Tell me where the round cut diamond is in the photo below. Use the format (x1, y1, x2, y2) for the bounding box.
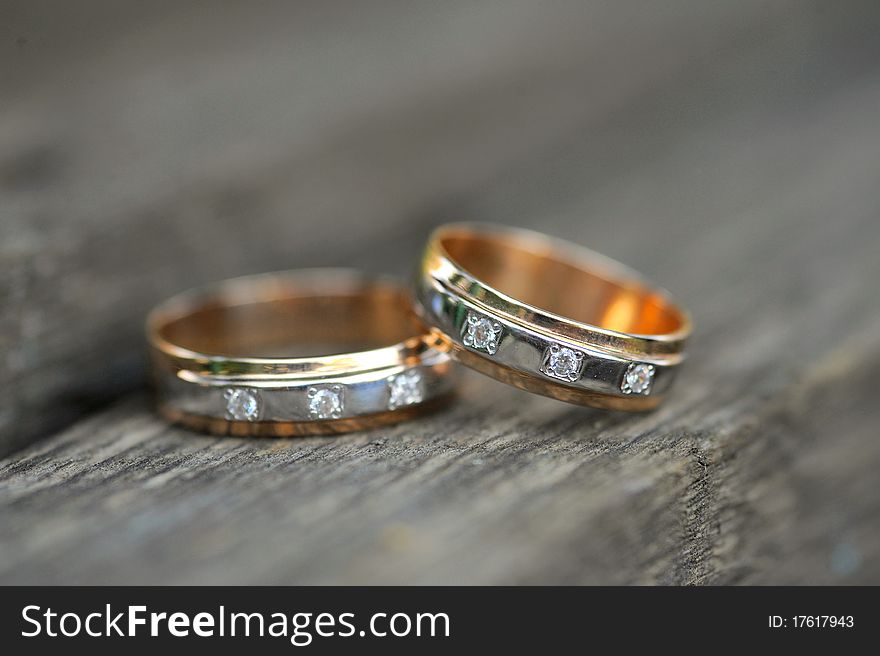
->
(309, 386, 343, 419)
(622, 363, 655, 395)
(470, 318, 496, 349)
(388, 371, 424, 410)
(225, 388, 260, 421)
(548, 347, 581, 378)
(462, 311, 501, 354)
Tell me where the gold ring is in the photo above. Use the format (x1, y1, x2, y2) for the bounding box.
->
(415, 224, 691, 410)
(147, 269, 455, 436)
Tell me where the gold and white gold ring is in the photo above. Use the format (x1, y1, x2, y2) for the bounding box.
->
(147, 269, 455, 436)
(415, 223, 691, 411)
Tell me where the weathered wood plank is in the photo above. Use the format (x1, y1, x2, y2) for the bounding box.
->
(0, 0, 797, 455)
(1, 2, 879, 584)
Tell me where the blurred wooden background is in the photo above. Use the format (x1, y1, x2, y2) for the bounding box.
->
(1, 0, 879, 584)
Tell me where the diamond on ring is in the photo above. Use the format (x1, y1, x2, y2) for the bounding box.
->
(541, 344, 585, 382)
(462, 311, 502, 355)
(224, 387, 261, 421)
(308, 385, 344, 419)
(388, 370, 424, 410)
(620, 363, 655, 395)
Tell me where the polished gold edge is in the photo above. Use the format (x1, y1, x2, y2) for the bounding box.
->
(146, 268, 430, 371)
(422, 223, 692, 359)
(430, 277, 686, 368)
(149, 333, 445, 379)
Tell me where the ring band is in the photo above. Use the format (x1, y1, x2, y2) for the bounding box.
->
(147, 269, 455, 436)
(415, 224, 691, 410)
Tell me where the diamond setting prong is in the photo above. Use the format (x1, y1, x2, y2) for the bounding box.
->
(462, 311, 502, 355)
(621, 363, 655, 395)
(308, 384, 344, 419)
(224, 387, 261, 421)
(541, 344, 585, 382)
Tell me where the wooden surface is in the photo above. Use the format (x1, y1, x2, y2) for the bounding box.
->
(2, 1, 879, 584)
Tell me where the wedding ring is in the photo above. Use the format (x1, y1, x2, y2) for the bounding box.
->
(147, 269, 455, 436)
(415, 224, 691, 410)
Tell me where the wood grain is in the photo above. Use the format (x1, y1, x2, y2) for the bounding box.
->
(1, 1, 879, 584)
(0, 0, 794, 455)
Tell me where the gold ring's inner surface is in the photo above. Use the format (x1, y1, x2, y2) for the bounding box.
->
(159, 282, 422, 357)
(441, 231, 686, 336)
